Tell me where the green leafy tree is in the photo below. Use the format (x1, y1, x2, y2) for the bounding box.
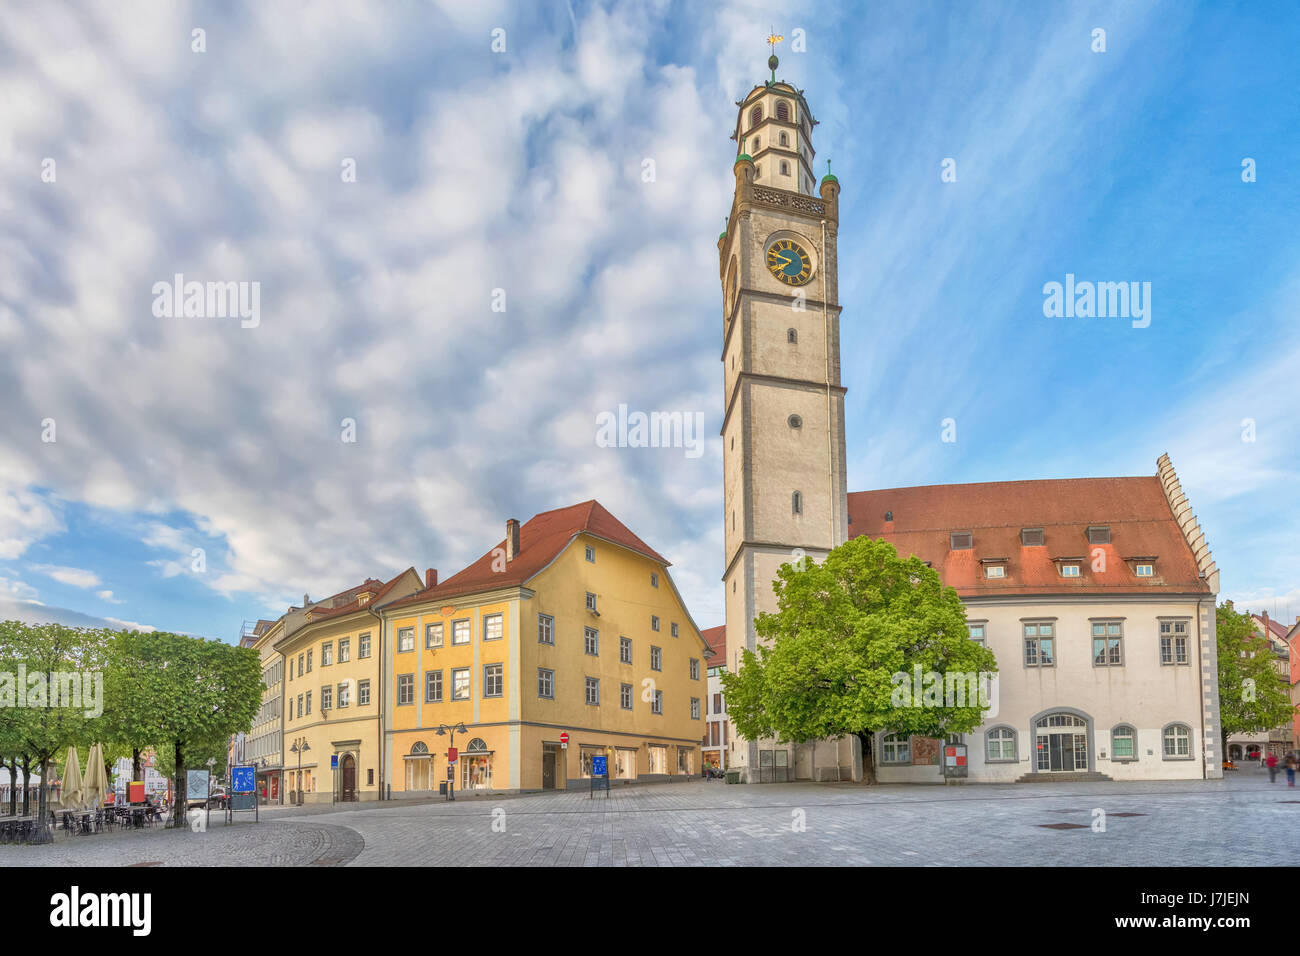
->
(1217, 603, 1294, 762)
(0, 622, 111, 833)
(107, 631, 261, 826)
(722, 537, 997, 782)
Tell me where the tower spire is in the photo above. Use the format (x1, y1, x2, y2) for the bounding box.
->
(766, 30, 782, 83)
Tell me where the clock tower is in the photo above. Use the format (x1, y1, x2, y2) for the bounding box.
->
(719, 52, 855, 782)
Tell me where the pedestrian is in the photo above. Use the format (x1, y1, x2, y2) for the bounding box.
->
(1266, 750, 1279, 783)
(1286, 752, 1297, 789)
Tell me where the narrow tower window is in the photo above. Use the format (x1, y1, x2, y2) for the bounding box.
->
(776, 101, 790, 122)
(787, 328, 798, 344)
(780, 160, 790, 175)
(792, 491, 802, 515)
(779, 131, 789, 146)
(749, 105, 762, 128)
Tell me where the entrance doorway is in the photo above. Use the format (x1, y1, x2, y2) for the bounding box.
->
(542, 744, 558, 789)
(1034, 713, 1088, 772)
(340, 754, 356, 801)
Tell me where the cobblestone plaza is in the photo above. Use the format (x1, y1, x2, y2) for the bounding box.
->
(3, 768, 1292, 867)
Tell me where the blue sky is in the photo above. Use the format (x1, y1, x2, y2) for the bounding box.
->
(1, 0, 1297, 639)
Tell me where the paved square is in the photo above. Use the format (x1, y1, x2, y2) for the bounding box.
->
(2, 767, 1291, 866)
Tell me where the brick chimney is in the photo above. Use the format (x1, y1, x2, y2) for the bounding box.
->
(506, 518, 520, 562)
(425, 568, 438, 589)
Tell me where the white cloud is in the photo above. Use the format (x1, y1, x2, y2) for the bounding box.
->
(29, 563, 101, 589)
(0, 1, 745, 629)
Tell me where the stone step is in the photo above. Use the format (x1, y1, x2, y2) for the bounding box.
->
(1015, 771, 1114, 783)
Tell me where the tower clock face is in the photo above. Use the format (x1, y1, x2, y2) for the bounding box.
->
(765, 238, 813, 286)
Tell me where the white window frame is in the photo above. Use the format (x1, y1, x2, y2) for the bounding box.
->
(452, 619, 471, 645)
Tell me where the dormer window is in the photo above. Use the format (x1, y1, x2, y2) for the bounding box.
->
(1087, 526, 1111, 545)
(981, 558, 1009, 579)
(1060, 564, 1081, 578)
(1125, 556, 1157, 577)
(358, 593, 370, 605)
(1020, 528, 1044, 547)
(950, 532, 973, 550)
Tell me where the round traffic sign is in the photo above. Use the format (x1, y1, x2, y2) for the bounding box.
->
(560, 732, 569, 744)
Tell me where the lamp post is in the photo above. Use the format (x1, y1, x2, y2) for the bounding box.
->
(289, 738, 310, 805)
(435, 723, 469, 801)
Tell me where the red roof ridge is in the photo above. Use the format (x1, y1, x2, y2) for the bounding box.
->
(383, 501, 666, 611)
(851, 474, 1153, 498)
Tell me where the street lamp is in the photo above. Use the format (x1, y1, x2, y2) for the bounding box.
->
(435, 723, 469, 801)
(290, 738, 310, 805)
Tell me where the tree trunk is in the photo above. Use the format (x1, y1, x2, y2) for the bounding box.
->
(20, 754, 32, 815)
(172, 740, 184, 829)
(10, 756, 21, 816)
(132, 747, 140, 782)
(858, 732, 877, 785)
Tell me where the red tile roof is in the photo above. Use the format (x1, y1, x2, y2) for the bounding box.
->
(848, 475, 1210, 598)
(701, 625, 726, 662)
(385, 500, 668, 609)
(1251, 614, 1293, 644)
(299, 570, 415, 624)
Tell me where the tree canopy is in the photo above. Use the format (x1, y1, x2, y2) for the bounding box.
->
(721, 536, 997, 753)
(1217, 603, 1294, 755)
(1, 621, 261, 826)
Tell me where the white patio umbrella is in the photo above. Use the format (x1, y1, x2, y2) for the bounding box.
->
(83, 743, 108, 808)
(61, 745, 83, 810)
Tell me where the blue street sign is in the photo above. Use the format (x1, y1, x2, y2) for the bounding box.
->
(231, 766, 256, 794)
(592, 755, 608, 776)
(331, 754, 339, 770)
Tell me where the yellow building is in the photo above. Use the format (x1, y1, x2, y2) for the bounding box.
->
(277, 569, 423, 803)
(381, 501, 711, 794)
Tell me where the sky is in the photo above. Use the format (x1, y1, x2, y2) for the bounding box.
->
(1, 0, 1297, 639)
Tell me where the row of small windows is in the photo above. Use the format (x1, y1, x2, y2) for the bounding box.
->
(748, 131, 793, 152)
(287, 680, 371, 719)
(576, 676, 701, 718)
(398, 666, 502, 704)
(951, 526, 1124, 550)
(541, 612, 682, 644)
(748, 100, 793, 128)
(968, 619, 1191, 667)
(288, 635, 370, 682)
(881, 723, 1195, 764)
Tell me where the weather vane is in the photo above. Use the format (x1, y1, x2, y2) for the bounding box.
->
(767, 29, 782, 82)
